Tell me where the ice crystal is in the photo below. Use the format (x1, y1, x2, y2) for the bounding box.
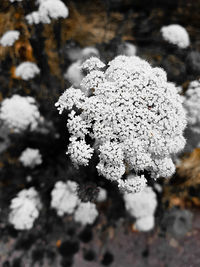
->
(56, 56, 186, 193)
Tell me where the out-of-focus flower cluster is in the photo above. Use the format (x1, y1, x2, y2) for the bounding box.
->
(161, 24, 190, 49)
(124, 186, 157, 231)
(56, 56, 187, 193)
(15, 62, 40, 80)
(19, 148, 42, 168)
(0, 94, 41, 133)
(26, 0, 69, 25)
(0, 30, 20, 47)
(51, 180, 99, 226)
(9, 188, 42, 230)
(183, 80, 200, 134)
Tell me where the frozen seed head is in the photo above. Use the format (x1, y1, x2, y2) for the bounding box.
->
(0, 30, 20, 47)
(56, 55, 186, 193)
(161, 24, 190, 49)
(19, 148, 42, 168)
(9, 188, 41, 230)
(74, 202, 98, 226)
(51, 180, 79, 216)
(0, 94, 41, 133)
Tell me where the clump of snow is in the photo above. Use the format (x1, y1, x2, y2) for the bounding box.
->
(9, 188, 41, 230)
(96, 187, 107, 202)
(124, 186, 157, 231)
(74, 202, 98, 226)
(56, 55, 186, 193)
(19, 148, 42, 168)
(51, 181, 79, 216)
(161, 24, 190, 49)
(0, 30, 20, 47)
(0, 94, 41, 133)
(15, 62, 40, 80)
(26, 0, 69, 25)
(183, 80, 200, 134)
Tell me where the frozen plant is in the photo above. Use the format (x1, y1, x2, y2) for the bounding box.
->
(15, 62, 40, 80)
(96, 187, 107, 202)
(124, 186, 157, 231)
(9, 188, 41, 230)
(26, 0, 69, 24)
(74, 202, 98, 226)
(0, 30, 20, 47)
(51, 180, 79, 216)
(183, 80, 200, 134)
(161, 24, 190, 49)
(0, 94, 41, 133)
(19, 148, 42, 168)
(56, 56, 186, 193)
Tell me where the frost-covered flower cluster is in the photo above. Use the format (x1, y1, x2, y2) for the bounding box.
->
(0, 30, 20, 47)
(19, 148, 42, 168)
(124, 186, 157, 231)
(56, 56, 186, 193)
(51, 181, 79, 216)
(0, 94, 41, 133)
(15, 62, 40, 80)
(9, 188, 41, 230)
(51, 180, 98, 225)
(161, 24, 190, 49)
(26, 0, 69, 25)
(183, 80, 200, 134)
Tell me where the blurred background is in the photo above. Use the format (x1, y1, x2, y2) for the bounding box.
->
(0, 0, 200, 266)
